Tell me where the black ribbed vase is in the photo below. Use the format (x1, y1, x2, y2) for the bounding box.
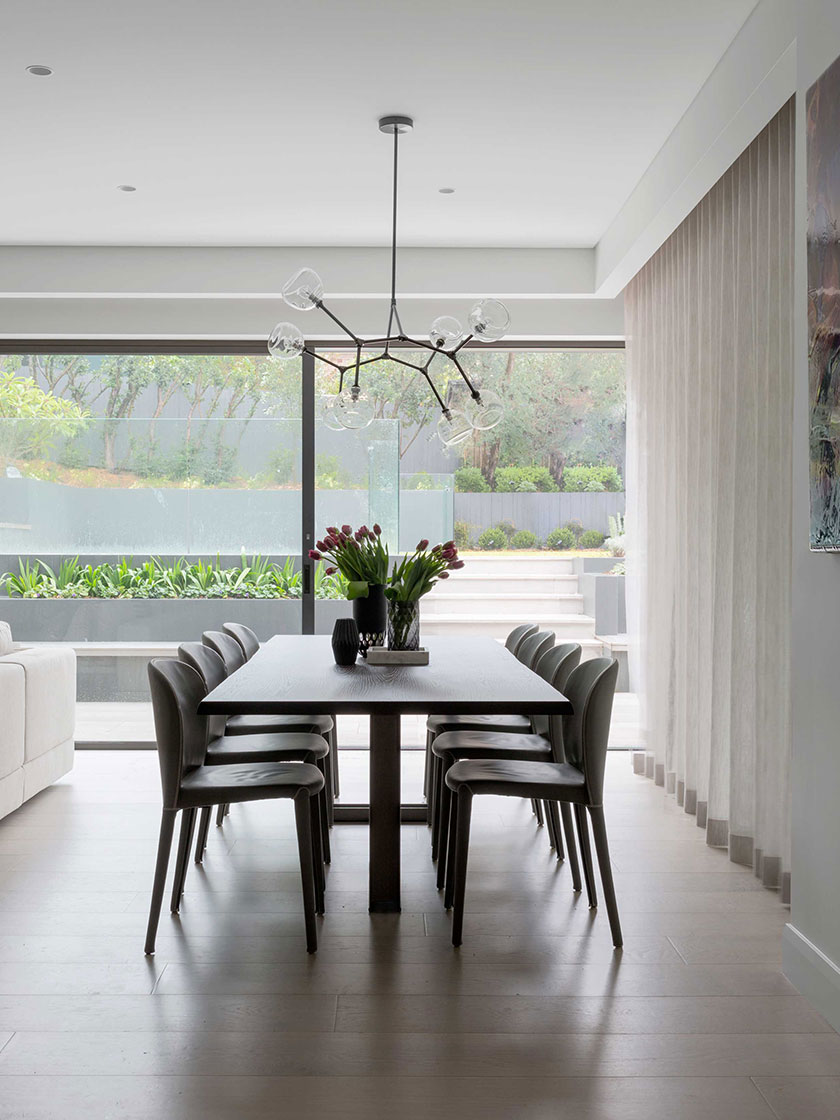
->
(352, 583, 386, 657)
(331, 618, 359, 666)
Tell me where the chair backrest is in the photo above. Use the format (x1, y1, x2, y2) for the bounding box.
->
(148, 658, 209, 809)
(178, 641, 227, 740)
(516, 629, 555, 669)
(561, 657, 618, 805)
(223, 622, 260, 661)
(505, 623, 537, 656)
(531, 643, 582, 741)
(202, 630, 246, 675)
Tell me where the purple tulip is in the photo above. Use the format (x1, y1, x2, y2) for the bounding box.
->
(359, 525, 370, 537)
(338, 532, 347, 544)
(441, 547, 456, 560)
(448, 559, 465, 570)
(308, 549, 322, 561)
(373, 524, 382, 535)
(442, 540, 455, 551)
(316, 540, 326, 552)
(341, 524, 353, 535)
(438, 571, 450, 579)
(326, 566, 337, 575)
(417, 539, 429, 551)
(326, 526, 339, 536)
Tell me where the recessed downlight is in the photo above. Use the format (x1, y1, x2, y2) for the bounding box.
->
(438, 187, 455, 195)
(26, 65, 53, 76)
(116, 184, 137, 192)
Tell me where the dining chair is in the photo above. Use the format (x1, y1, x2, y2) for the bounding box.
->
(219, 623, 342, 803)
(443, 657, 621, 948)
(427, 628, 556, 853)
(179, 641, 333, 864)
(431, 642, 582, 890)
(223, 621, 261, 660)
(422, 622, 538, 803)
(145, 658, 325, 954)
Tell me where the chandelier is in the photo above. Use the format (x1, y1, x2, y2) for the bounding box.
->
(267, 115, 509, 446)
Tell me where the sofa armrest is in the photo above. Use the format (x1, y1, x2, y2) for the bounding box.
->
(0, 646, 76, 762)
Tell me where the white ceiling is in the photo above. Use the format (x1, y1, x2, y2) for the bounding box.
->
(2, 0, 757, 249)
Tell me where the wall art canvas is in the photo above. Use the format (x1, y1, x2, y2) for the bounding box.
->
(808, 52, 840, 549)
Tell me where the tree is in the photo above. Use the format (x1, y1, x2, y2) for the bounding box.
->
(0, 370, 88, 462)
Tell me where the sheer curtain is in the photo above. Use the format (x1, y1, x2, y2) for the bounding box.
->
(624, 100, 794, 900)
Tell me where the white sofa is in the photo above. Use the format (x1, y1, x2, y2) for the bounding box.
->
(0, 645, 76, 821)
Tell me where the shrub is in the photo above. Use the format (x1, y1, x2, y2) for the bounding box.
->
(477, 526, 508, 550)
(562, 464, 623, 492)
(578, 529, 605, 549)
(546, 526, 576, 550)
(494, 520, 516, 538)
(510, 529, 539, 550)
(494, 464, 559, 492)
(453, 520, 475, 549)
(454, 465, 490, 492)
(563, 519, 584, 539)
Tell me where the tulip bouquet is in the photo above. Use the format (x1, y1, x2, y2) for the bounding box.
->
(385, 539, 464, 603)
(308, 523, 389, 600)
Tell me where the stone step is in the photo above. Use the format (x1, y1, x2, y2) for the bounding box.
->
(420, 613, 597, 639)
(423, 592, 584, 617)
(433, 573, 579, 595)
(460, 555, 574, 575)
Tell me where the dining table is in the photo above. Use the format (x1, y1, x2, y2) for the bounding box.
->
(198, 634, 573, 912)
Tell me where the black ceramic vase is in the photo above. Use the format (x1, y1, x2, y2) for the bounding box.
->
(331, 618, 359, 666)
(352, 583, 386, 657)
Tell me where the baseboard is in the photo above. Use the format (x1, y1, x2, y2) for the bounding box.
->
(783, 922, 840, 1033)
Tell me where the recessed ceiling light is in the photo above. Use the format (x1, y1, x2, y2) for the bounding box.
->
(116, 184, 137, 192)
(438, 187, 455, 194)
(25, 65, 53, 76)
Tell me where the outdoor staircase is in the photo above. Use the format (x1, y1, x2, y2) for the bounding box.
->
(421, 555, 601, 656)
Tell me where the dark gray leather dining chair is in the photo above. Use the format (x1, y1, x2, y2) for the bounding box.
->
(221, 622, 342, 805)
(443, 657, 621, 948)
(179, 641, 332, 865)
(431, 642, 582, 890)
(145, 658, 325, 955)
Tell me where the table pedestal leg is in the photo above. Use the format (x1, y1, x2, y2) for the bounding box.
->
(369, 713, 401, 912)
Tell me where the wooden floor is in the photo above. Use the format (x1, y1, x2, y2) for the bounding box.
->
(0, 750, 835, 1119)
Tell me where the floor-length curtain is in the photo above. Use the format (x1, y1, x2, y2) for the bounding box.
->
(625, 100, 794, 900)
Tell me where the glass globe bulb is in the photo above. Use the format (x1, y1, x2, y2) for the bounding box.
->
(267, 321, 305, 360)
(317, 393, 345, 432)
(334, 387, 374, 430)
(281, 267, 324, 311)
(437, 408, 473, 447)
(429, 315, 464, 350)
(468, 298, 510, 343)
(468, 388, 505, 430)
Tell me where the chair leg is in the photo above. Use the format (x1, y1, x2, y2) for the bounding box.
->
(328, 719, 340, 799)
(588, 805, 623, 947)
(558, 802, 582, 891)
(430, 754, 442, 858)
(323, 737, 335, 828)
(216, 804, 227, 827)
(194, 806, 212, 863)
(315, 759, 331, 863)
(423, 729, 434, 801)
(443, 788, 459, 910)
(546, 801, 565, 860)
(574, 803, 597, 909)
(532, 798, 544, 826)
(294, 793, 319, 953)
(545, 801, 557, 848)
(435, 759, 454, 889)
(309, 796, 326, 915)
(170, 807, 197, 913)
(451, 788, 474, 947)
(144, 809, 177, 955)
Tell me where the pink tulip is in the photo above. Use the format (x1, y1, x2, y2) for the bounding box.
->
(308, 549, 322, 561)
(373, 524, 382, 535)
(341, 524, 353, 535)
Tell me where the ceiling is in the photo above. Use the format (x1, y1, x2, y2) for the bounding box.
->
(2, 0, 758, 249)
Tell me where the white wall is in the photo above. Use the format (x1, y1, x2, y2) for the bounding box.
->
(782, 0, 840, 1035)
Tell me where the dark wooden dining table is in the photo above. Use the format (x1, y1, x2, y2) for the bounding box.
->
(198, 634, 572, 912)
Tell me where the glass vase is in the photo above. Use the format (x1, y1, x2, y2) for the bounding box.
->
(387, 600, 421, 651)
